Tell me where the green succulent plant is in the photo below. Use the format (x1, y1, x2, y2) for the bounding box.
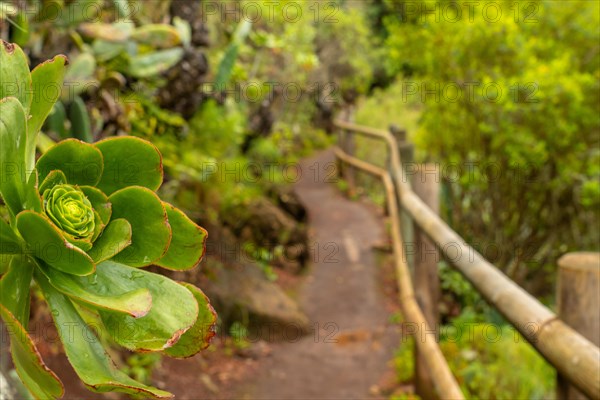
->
(0, 40, 216, 399)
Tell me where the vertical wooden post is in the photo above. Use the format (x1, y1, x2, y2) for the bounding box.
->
(389, 125, 415, 273)
(556, 252, 600, 400)
(389, 125, 440, 398)
(413, 164, 441, 400)
(339, 109, 356, 194)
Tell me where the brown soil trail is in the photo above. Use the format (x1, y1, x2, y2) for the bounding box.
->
(30, 150, 401, 400)
(236, 149, 400, 399)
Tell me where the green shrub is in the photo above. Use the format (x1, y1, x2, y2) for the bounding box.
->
(440, 315, 555, 399)
(383, 0, 600, 286)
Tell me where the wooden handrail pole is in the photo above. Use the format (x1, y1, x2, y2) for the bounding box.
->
(333, 119, 600, 398)
(400, 188, 600, 399)
(334, 147, 465, 399)
(556, 252, 600, 400)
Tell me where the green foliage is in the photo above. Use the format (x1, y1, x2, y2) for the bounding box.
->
(440, 315, 555, 399)
(189, 99, 248, 160)
(67, 96, 93, 142)
(392, 311, 554, 399)
(0, 42, 216, 399)
(229, 321, 251, 350)
(394, 336, 415, 384)
(383, 0, 600, 283)
(126, 93, 187, 139)
(439, 262, 490, 315)
(314, 7, 380, 97)
(215, 20, 253, 90)
(243, 242, 279, 281)
(122, 353, 162, 385)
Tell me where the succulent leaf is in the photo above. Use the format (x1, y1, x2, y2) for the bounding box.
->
(109, 186, 171, 267)
(44, 101, 69, 139)
(0, 303, 64, 400)
(16, 210, 95, 276)
(87, 218, 132, 263)
(95, 136, 163, 195)
(128, 48, 185, 79)
(36, 272, 173, 399)
(156, 202, 207, 270)
(68, 96, 93, 143)
(95, 260, 198, 352)
(36, 139, 104, 186)
(0, 41, 32, 115)
(0, 97, 29, 217)
(163, 283, 217, 358)
(79, 186, 112, 226)
(130, 24, 183, 48)
(0, 217, 23, 255)
(39, 170, 68, 194)
(38, 262, 151, 318)
(28, 55, 68, 171)
(0, 256, 34, 326)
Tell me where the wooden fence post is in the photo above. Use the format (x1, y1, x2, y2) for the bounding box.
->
(389, 125, 415, 273)
(338, 109, 356, 194)
(389, 125, 441, 398)
(413, 164, 442, 400)
(556, 252, 600, 400)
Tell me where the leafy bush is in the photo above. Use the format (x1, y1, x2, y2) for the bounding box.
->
(383, 0, 600, 287)
(440, 314, 555, 399)
(0, 42, 216, 399)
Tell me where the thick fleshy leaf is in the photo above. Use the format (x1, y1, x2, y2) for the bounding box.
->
(78, 22, 132, 42)
(79, 186, 111, 225)
(130, 24, 182, 48)
(87, 218, 132, 263)
(128, 48, 184, 78)
(0, 255, 33, 326)
(38, 262, 151, 318)
(0, 41, 32, 114)
(96, 260, 197, 352)
(92, 40, 126, 62)
(58, 0, 103, 27)
(35, 272, 173, 399)
(0, 255, 10, 276)
(90, 210, 104, 243)
(163, 283, 216, 358)
(16, 211, 95, 276)
(95, 137, 163, 195)
(0, 217, 23, 254)
(36, 139, 104, 186)
(109, 187, 171, 267)
(62, 53, 97, 99)
(71, 239, 92, 253)
(0, 97, 28, 217)
(156, 203, 207, 270)
(38, 170, 68, 194)
(25, 168, 43, 213)
(28, 55, 68, 173)
(0, 304, 64, 400)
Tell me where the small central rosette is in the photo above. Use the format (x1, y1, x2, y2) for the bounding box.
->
(43, 184, 95, 240)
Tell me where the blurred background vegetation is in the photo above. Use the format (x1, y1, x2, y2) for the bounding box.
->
(1, 0, 598, 398)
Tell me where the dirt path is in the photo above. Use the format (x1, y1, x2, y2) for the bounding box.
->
(31, 149, 401, 400)
(236, 150, 400, 399)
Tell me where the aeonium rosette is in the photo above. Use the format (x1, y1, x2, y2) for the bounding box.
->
(44, 184, 95, 243)
(0, 41, 216, 399)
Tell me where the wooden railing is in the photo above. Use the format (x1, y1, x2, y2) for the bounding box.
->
(333, 120, 600, 400)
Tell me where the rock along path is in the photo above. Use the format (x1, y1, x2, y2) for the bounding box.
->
(237, 149, 400, 399)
